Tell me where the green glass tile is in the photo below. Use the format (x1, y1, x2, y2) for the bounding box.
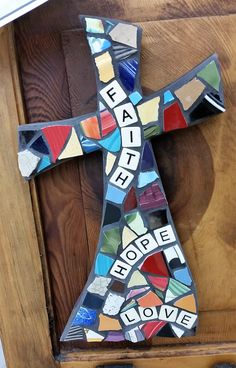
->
(100, 227, 121, 254)
(197, 60, 220, 91)
(125, 211, 147, 235)
(144, 125, 161, 139)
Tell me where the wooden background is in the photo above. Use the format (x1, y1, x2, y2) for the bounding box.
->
(14, 0, 236, 359)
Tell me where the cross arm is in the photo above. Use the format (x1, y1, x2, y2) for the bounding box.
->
(137, 54, 225, 139)
(18, 112, 102, 180)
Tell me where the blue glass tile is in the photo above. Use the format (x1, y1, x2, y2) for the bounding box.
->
(119, 59, 138, 91)
(31, 136, 49, 154)
(141, 142, 154, 170)
(37, 156, 51, 173)
(174, 267, 192, 286)
(81, 136, 99, 153)
(95, 253, 114, 276)
(129, 91, 142, 105)
(105, 184, 126, 204)
(72, 307, 97, 327)
(87, 37, 111, 54)
(98, 128, 121, 152)
(137, 170, 159, 188)
(164, 90, 174, 104)
(105, 20, 114, 34)
(83, 292, 104, 309)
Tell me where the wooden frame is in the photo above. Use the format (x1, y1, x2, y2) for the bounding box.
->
(0, 23, 236, 368)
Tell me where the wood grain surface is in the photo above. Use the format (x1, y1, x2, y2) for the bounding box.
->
(0, 27, 56, 368)
(13, 0, 236, 363)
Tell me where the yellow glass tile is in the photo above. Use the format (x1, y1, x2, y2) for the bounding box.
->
(95, 51, 114, 83)
(137, 96, 160, 125)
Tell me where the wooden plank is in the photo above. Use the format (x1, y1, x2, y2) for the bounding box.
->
(60, 12, 236, 351)
(59, 342, 236, 367)
(0, 26, 56, 368)
(15, 0, 236, 359)
(60, 354, 236, 368)
(15, 28, 91, 339)
(14, 0, 236, 35)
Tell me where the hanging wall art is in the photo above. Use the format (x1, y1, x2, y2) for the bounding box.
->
(17, 16, 225, 343)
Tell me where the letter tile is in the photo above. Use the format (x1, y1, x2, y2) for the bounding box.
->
(100, 80, 127, 108)
(135, 233, 158, 254)
(121, 127, 141, 147)
(120, 244, 143, 265)
(120, 307, 141, 326)
(110, 166, 134, 189)
(159, 305, 178, 322)
(114, 102, 138, 127)
(139, 306, 158, 321)
(118, 148, 140, 171)
(176, 311, 197, 329)
(154, 224, 176, 246)
(110, 259, 132, 279)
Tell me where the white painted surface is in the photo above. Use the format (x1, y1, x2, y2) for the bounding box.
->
(0, 341, 6, 368)
(0, 0, 48, 27)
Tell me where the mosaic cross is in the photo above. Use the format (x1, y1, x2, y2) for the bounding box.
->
(17, 16, 225, 343)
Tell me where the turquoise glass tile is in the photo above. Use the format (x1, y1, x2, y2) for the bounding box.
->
(137, 170, 159, 188)
(164, 90, 174, 104)
(174, 267, 192, 286)
(95, 253, 114, 276)
(98, 128, 121, 152)
(105, 184, 126, 204)
(129, 91, 142, 105)
(37, 156, 51, 172)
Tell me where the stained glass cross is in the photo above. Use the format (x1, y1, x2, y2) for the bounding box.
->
(17, 16, 225, 343)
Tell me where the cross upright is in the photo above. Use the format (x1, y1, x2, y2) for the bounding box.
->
(18, 15, 225, 343)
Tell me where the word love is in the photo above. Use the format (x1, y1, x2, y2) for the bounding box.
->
(120, 304, 197, 330)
